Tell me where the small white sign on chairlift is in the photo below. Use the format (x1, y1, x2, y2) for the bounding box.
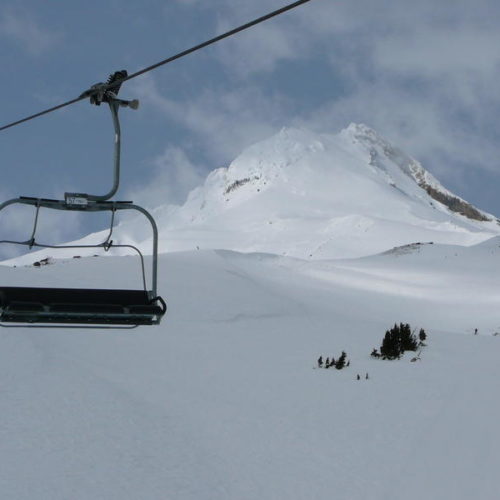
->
(65, 195, 89, 207)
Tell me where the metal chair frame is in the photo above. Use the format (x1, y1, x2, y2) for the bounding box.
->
(0, 79, 166, 328)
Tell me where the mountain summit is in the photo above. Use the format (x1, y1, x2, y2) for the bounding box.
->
(346, 124, 491, 222)
(150, 123, 498, 259)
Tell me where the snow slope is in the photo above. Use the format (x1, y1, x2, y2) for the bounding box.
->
(1, 237, 500, 499)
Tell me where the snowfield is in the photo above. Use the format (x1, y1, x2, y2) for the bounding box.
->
(1, 124, 500, 499)
(1, 241, 500, 500)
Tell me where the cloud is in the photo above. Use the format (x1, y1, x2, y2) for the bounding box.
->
(301, 84, 499, 187)
(293, 0, 500, 185)
(374, 30, 499, 77)
(127, 145, 206, 210)
(174, 0, 316, 77)
(0, 7, 60, 56)
(213, 22, 299, 77)
(131, 75, 288, 163)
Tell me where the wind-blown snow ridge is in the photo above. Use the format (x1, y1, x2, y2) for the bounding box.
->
(4, 124, 499, 266)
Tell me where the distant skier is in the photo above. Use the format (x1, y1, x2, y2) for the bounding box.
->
(317, 356, 323, 368)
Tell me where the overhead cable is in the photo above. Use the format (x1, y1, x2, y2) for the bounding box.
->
(0, 0, 313, 133)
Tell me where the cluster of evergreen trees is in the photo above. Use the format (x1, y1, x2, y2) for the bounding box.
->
(317, 351, 349, 369)
(315, 323, 429, 374)
(371, 323, 427, 360)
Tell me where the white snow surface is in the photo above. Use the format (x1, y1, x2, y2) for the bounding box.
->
(2, 238, 500, 499)
(2, 124, 500, 498)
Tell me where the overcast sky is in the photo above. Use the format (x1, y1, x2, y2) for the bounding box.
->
(1, 0, 500, 254)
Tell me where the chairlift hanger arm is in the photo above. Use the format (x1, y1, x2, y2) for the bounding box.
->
(66, 75, 139, 204)
(84, 99, 122, 202)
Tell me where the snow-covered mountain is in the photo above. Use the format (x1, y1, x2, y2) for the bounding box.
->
(5, 123, 499, 266)
(117, 123, 500, 259)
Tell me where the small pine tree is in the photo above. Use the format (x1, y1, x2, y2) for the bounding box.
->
(380, 325, 400, 359)
(335, 351, 347, 370)
(419, 328, 427, 342)
(401, 323, 418, 352)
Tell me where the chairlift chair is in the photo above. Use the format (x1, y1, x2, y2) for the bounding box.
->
(0, 71, 166, 328)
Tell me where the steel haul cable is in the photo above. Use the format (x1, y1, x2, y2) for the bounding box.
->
(0, 0, 314, 133)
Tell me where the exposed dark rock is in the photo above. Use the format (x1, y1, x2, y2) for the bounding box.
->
(421, 183, 490, 222)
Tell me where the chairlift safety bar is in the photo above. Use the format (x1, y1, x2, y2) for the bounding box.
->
(0, 196, 160, 298)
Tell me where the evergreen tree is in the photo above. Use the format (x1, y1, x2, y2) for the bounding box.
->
(380, 326, 399, 359)
(400, 323, 418, 352)
(335, 351, 347, 370)
(379, 323, 418, 359)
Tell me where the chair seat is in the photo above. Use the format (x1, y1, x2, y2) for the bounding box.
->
(0, 286, 166, 326)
